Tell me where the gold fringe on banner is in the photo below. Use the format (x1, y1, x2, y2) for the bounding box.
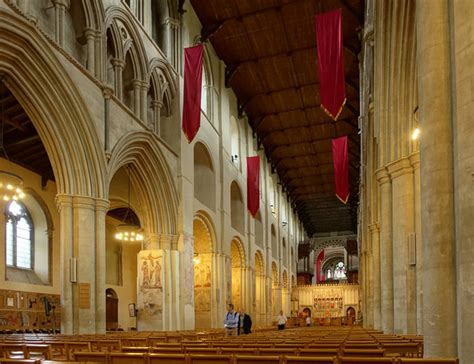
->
(321, 98, 346, 121)
(336, 192, 349, 204)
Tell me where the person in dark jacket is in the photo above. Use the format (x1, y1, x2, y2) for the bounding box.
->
(238, 309, 252, 335)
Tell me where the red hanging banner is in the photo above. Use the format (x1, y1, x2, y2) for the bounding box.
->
(332, 135, 349, 204)
(182, 44, 204, 143)
(247, 156, 260, 217)
(315, 8, 346, 120)
(316, 249, 325, 283)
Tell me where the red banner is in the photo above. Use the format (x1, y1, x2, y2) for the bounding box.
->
(182, 44, 204, 143)
(316, 249, 325, 283)
(247, 156, 260, 217)
(315, 9, 346, 120)
(332, 135, 349, 204)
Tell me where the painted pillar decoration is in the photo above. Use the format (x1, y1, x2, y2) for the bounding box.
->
(332, 135, 350, 203)
(137, 250, 163, 330)
(182, 44, 204, 143)
(315, 8, 346, 120)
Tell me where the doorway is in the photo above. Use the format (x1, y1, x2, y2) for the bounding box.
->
(106, 289, 118, 331)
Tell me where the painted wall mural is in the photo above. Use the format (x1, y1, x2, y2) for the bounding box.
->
(137, 250, 163, 315)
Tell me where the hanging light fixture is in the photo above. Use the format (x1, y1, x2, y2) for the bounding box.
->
(0, 76, 24, 202)
(114, 166, 143, 242)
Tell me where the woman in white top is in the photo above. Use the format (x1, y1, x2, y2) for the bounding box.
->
(277, 310, 287, 330)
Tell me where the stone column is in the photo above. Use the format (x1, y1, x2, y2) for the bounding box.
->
(83, 28, 96, 75)
(365, 241, 374, 328)
(243, 267, 253, 318)
(452, 2, 474, 362)
(417, 0, 457, 357)
(111, 59, 124, 100)
(132, 80, 141, 118)
(178, 232, 195, 330)
(102, 87, 113, 157)
(140, 82, 148, 124)
(56, 194, 73, 334)
(94, 199, 109, 333)
(387, 158, 414, 334)
(151, 100, 162, 135)
(52, 0, 69, 47)
(376, 168, 394, 333)
(273, 285, 283, 316)
(73, 196, 99, 333)
(409, 152, 422, 334)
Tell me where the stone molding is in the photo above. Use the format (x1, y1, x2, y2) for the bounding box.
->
(386, 157, 413, 179)
(375, 167, 390, 184)
(368, 222, 380, 232)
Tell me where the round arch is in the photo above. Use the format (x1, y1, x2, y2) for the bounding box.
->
(254, 249, 266, 325)
(230, 237, 246, 310)
(107, 131, 179, 236)
(193, 210, 217, 329)
(0, 9, 107, 198)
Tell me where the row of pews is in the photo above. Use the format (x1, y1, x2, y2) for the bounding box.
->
(0, 327, 458, 364)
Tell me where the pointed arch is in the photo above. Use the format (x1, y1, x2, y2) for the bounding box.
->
(107, 131, 178, 235)
(0, 9, 107, 197)
(104, 6, 148, 80)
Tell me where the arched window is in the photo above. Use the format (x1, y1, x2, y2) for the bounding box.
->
(6, 201, 33, 269)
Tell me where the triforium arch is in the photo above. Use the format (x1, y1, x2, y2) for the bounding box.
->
(107, 131, 179, 239)
(147, 57, 178, 133)
(0, 8, 107, 198)
(193, 210, 217, 329)
(103, 5, 148, 108)
(67, 0, 105, 74)
(230, 237, 246, 310)
(254, 249, 266, 326)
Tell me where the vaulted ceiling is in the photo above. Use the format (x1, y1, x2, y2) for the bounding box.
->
(190, 0, 363, 236)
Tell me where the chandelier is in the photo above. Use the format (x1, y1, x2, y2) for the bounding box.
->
(0, 77, 24, 202)
(0, 171, 25, 201)
(114, 166, 143, 242)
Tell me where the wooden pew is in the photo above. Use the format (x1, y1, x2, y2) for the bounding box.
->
(399, 359, 459, 364)
(342, 349, 386, 357)
(73, 351, 108, 363)
(339, 357, 397, 364)
(148, 353, 187, 364)
(109, 352, 147, 364)
(234, 355, 282, 364)
(284, 356, 336, 364)
(189, 354, 233, 364)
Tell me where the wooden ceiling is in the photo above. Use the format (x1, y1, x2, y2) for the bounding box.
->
(0, 81, 54, 186)
(190, 0, 363, 236)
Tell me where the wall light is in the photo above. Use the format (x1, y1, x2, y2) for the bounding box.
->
(411, 127, 420, 141)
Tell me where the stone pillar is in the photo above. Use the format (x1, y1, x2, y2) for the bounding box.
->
(452, 2, 474, 362)
(52, 0, 69, 47)
(94, 199, 109, 333)
(111, 59, 124, 100)
(273, 285, 282, 316)
(140, 82, 148, 124)
(73, 196, 98, 333)
(151, 100, 162, 134)
(102, 87, 113, 157)
(416, 0, 457, 358)
(164, 17, 180, 69)
(243, 267, 253, 318)
(365, 241, 374, 328)
(84, 28, 96, 75)
(132, 80, 141, 118)
(387, 158, 414, 334)
(178, 232, 194, 330)
(56, 194, 73, 334)
(409, 152, 422, 335)
(376, 168, 394, 333)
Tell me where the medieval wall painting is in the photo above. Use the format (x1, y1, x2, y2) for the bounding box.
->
(137, 250, 163, 316)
